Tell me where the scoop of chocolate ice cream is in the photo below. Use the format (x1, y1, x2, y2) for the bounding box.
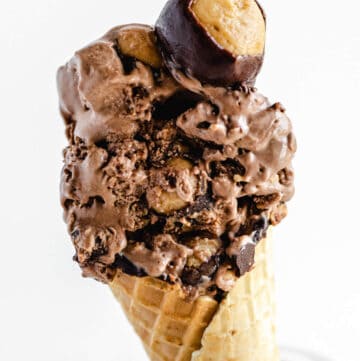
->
(58, 23, 296, 297)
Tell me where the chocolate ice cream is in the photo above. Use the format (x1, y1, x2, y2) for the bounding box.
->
(58, 22, 295, 299)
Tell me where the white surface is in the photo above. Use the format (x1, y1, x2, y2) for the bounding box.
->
(0, 1, 359, 360)
(280, 347, 334, 361)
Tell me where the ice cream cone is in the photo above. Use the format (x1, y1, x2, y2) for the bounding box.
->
(109, 231, 278, 361)
(58, 2, 295, 360)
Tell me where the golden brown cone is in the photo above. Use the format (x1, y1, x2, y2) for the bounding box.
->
(109, 232, 278, 361)
(191, 232, 279, 361)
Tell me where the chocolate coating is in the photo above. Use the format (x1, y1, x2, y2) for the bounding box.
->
(155, 0, 265, 87)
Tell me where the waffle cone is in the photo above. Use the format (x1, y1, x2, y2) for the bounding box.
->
(109, 232, 278, 361)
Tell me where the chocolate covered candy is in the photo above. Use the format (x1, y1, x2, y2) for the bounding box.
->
(156, 0, 266, 86)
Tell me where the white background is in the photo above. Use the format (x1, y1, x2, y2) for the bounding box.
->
(0, 0, 359, 360)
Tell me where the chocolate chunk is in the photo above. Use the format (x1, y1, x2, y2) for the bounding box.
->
(210, 159, 246, 178)
(199, 256, 220, 277)
(181, 267, 202, 286)
(190, 194, 212, 212)
(152, 90, 203, 120)
(234, 243, 255, 276)
(113, 255, 146, 277)
(214, 289, 226, 303)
